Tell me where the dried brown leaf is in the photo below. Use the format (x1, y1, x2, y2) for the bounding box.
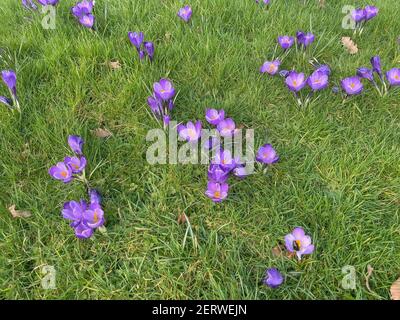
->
(365, 265, 374, 292)
(8, 205, 31, 218)
(93, 128, 112, 138)
(341, 36, 358, 54)
(390, 277, 400, 300)
(109, 61, 121, 70)
(177, 213, 187, 225)
(272, 243, 296, 258)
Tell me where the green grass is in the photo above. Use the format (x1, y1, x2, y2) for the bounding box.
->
(0, 0, 400, 299)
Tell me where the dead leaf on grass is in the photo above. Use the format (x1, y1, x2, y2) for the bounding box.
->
(93, 128, 113, 138)
(8, 205, 31, 218)
(341, 37, 359, 54)
(390, 276, 400, 300)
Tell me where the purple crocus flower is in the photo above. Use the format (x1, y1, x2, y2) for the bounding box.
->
(128, 32, 144, 50)
(263, 268, 284, 288)
(49, 161, 73, 183)
(89, 189, 102, 204)
(208, 164, 229, 183)
(370, 56, 382, 76)
(153, 78, 175, 101)
(278, 36, 294, 50)
(256, 144, 279, 164)
(203, 136, 220, 151)
(285, 71, 306, 92)
(217, 118, 236, 137)
(1, 70, 17, 97)
(341, 76, 363, 95)
(357, 67, 374, 82)
(64, 156, 87, 174)
(297, 31, 315, 47)
(62, 200, 85, 223)
(260, 60, 281, 75)
(205, 108, 225, 126)
(71, 0, 93, 17)
(147, 95, 161, 115)
(315, 64, 331, 76)
(232, 165, 249, 179)
(83, 203, 104, 229)
(38, 0, 59, 5)
(178, 6, 192, 23)
(212, 149, 236, 171)
(351, 8, 366, 22)
(144, 42, 155, 61)
(74, 222, 94, 239)
(284, 227, 314, 260)
(68, 135, 84, 155)
(386, 68, 400, 86)
(279, 70, 290, 78)
(307, 70, 329, 91)
(177, 120, 202, 142)
(364, 5, 378, 21)
(205, 181, 229, 202)
(79, 14, 95, 28)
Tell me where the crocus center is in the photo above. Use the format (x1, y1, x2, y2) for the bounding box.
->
(72, 164, 79, 170)
(268, 65, 277, 73)
(263, 152, 270, 159)
(294, 240, 302, 251)
(350, 83, 355, 89)
(293, 80, 298, 86)
(214, 191, 221, 199)
(61, 171, 68, 178)
(395, 75, 399, 80)
(93, 210, 99, 223)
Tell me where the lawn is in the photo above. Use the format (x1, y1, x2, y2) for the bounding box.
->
(0, 0, 399, 300)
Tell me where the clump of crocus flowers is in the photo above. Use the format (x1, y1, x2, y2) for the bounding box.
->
(71, 0, 95, 29)
(0, 70, 20, 112)
(177, 6, 192, 23)
(351, 5, 378, 35)
(128, 32, 155, 62)
(263, 227, 314, 289)
(48, 135, 105, 239)
(147, 78, 176, 129)
(340, 55, 399, 97)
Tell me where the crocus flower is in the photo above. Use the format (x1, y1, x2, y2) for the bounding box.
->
(260, 60, 281, 75)
(203, 136, 220, 151)
(38, 0, 59, 5)
(83, 203, 104, 229)
(297, 31, 314, 47)
(364, 5, 378, 20)
(370, 56, 382, 76)
(386, 68, 400, 86)
(22, 0, 38, 10)
(68, 135, 84, 155)
(279, 70, 289, 78)
(1, 70, 17, 97)
(144, 42, 155, 61)
(315, 64, 331, 76)
(351, 8, 366, 22)
(89, 189, 102, 204)
(357, 67, 374, 82)
(153, 78, 175, 101)
(278, 36, 294, 50)
(217, 118, 236, 137)
(205, 108, 225, 126)
(205, 181, 229, 202)
(128, 32, 144, 50)
(74, 222, 94, 239)
(62, 200, 85, 223)
(49, 161, 73, 183)
(285, 71, 306, 92)
(212, 149, 236, 171)
(71, 0, 93, 17)
(64, 156, 87, 174)
(79, 14, 95, 28)
(208, 164, 229, 183)
(341, 76, 363, 95)
(178, 6, 192, 23)
(232, 165, 250, 179)
(177, 120, 202, 142)
(307, 70, 329, 91)
(263, 268, 284, 288)
(284, 227, 314, 260)
(256, 144, 279, 164)
(147, 95, 161, 115)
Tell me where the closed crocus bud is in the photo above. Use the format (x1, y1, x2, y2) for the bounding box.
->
(357, 67, 374, 82)
(128, 31, 144, 50)
(364, 5, 378, 20)
(370, 56, 382, 76)
(144, 42, 155, 61)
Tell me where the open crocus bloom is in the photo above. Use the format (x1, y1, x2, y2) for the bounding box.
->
(178, 120, 202, 142)
(83, 203, 105, 229)
(208, 164, 229, 183)
(284, 227, 314, 260)
(205, 108, 225, 126)
(178, 6, 192, 22)
(307, 70, 329, 91)
(205, 181, 229, 202)
(285, 71, 306, 92)
(256, 144, 279, 164)
(64, 156, 87, 174)
(386, 68, 400, 86)
(217, 118, 236, 137)
(62, 200, 85, 222)
(260, 60, 281, 75)
(213, 149, 236, 171)
(48, 161, 73, 183)
(278, 36, 294, 50)
(296, 31, 315, 47)
(71, 1, 95, 29)
(153, 78, 176, 101)
(263, 268, 284, 288)
(341, 76, 363, 95)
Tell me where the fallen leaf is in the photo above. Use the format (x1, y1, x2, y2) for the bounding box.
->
(8, 205, 31, 218)
(109, 61, 121, 70)
(177, 213, 187, 225)
(272, 243, 296, 258)
(390, 277, 400, 300)
(365, 264, 374, 292)
(341, 36, 358, 54)
(318, 0, 326, 8)
(93, 128, 112, 138)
